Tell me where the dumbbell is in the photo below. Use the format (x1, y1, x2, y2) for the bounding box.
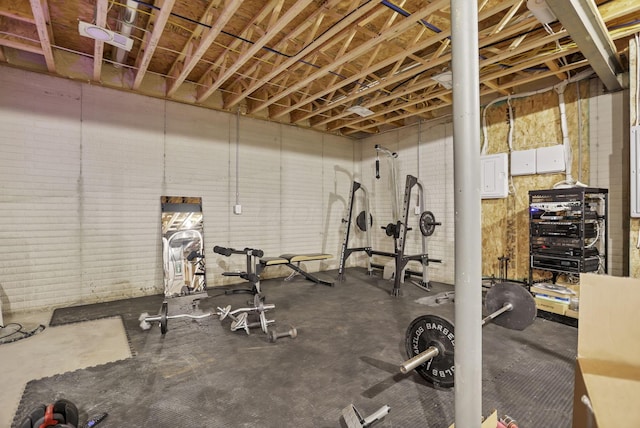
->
(268, 326, 297, 342)
(400, 281, 537, 388)
(217, 305, 275, 335)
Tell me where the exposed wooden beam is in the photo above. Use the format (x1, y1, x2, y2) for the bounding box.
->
(29, 0, 55, 72)
(195, 0, 315, 103)
(132, 0, 176, 90)
(332, 52, 588, 133)
(222, 0, 348, 97)
(0, 36, 43, 55)
(92, 0, 108, 82)
(483, 80, 511, 96)
(0, 0, 36, 23)
(249, 0, 451, 115)
(166, 0, 243, 97)
(490, 0, 524, 36)
(227, 2, 378, 107)
(165, 1, 220, 82)
(285, 0, 521, 122)
(327, 42, 584, 131)
(197, 0, 289, 105)
(301, 4, 534, 126)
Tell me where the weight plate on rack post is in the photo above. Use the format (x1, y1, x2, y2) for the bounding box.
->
(160, 301, 168, 334)
(484, 281, 537, 331)
(405, 314, 455, 388)
(419, 211, 437, 237)
(356, 211, 373, 231)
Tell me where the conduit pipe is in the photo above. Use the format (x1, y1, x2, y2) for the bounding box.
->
(112, 0, 138, 67)
(481, 70, 593, 189)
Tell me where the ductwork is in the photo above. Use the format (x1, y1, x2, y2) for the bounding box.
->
(112, 0, 138, 67)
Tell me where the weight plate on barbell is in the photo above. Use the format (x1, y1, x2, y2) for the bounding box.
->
(405, 314, 455, 388)
(484, 281, 537, 331)
(384, 222, 397, 237)
(419, 211, 438, 237)
(356, 211, 373, 231)
(160, 301, 168, 335)
(259, 311, 268, 334)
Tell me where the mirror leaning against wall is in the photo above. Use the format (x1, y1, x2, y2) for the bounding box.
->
(161, 196, 206, 297)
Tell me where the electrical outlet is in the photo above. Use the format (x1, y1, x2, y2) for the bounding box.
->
(414, 206, 421, 215)
(234, 204, 242, 215)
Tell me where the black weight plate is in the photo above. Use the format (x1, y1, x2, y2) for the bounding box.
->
(384, 223, 396, 237)
(484, 281, 537, 331)
(356, 211, 373, 231)
(405, 314, 455, 388)
(419, 211, 437, 236)
(20, 404, 46, 428)
(160, 301, 168, 334)
(53, 399, 78, 427)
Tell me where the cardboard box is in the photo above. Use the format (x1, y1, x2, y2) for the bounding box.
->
(531, 282, 578, 299)
(572, 274, 640, 427)
(534, 296, 568, 315)
(565, 308, 579, 319)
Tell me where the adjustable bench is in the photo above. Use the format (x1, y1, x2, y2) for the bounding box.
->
(258, 253, 334, 286)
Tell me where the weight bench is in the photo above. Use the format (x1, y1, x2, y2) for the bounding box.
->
(258, 253, 335, 286)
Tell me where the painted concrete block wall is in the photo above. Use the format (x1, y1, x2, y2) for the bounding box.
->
(588, 80, 630, 276)
(0, 66, 355, 313)
(359, 121, 456, 286)
(0, 71, 82, 311)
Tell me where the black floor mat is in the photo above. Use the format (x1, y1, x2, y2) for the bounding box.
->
(15, 269, 578, 427)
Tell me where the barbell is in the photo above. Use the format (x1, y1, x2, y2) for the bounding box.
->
(400, 281, 537, 388)
(139, 301, 213, 335)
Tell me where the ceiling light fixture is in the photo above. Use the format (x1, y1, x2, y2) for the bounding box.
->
(526, 0, 556, 25)
(431, 71, 453, 89)
(78, 21, 134, 51)
(347, 105, 374, 117)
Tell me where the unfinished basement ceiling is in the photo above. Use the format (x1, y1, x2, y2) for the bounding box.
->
(0, 0, 638, 138)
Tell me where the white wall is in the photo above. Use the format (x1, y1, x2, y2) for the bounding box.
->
(0, 66, 355, 313)
(589, 80, 630, 276)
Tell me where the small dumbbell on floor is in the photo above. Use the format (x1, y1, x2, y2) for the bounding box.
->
(268, 326, 297, 342)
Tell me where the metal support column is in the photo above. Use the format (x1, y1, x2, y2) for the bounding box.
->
(451, 0, 482, 426)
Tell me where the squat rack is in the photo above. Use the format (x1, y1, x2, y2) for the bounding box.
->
(338, 174, 441, 296)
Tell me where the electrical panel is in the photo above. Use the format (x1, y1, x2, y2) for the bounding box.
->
(529, 187, 608, 283)
(480, 153, 508, 199)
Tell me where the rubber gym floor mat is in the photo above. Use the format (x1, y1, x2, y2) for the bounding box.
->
(49, 294, 164, 327)
(13, 269, 578, 427)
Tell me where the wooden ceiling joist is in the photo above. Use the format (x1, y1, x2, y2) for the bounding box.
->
(249, 0, 451, 115)
(2, 0, 639, 137)
(92, 0, 108, 82)
(28, 0, 55, 72)
(194, 0, 316, 103)
(132, 0, 177, 90)
(287, 0, 522, 124)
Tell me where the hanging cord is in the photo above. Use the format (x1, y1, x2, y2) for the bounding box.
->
(235, 109, 240, 208)
(0, 323, 45, 345)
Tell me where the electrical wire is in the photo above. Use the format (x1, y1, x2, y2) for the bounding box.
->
(0, 323, 46, 345)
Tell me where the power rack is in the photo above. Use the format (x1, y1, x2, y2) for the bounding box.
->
(528, 187, 608, 284)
